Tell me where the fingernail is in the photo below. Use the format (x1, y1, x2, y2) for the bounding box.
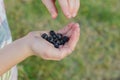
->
(66, 13, 71, 18)
(68, 15, 72, 18)
(73, 13, 76, 17)
(52, 13, 57, 19)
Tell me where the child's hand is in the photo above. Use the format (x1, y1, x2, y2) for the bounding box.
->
(42, 0, 80, 19)
(26, 23, 80, 60)
(0, 22, 80, 75)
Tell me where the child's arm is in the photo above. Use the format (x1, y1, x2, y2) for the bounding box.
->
(0, 37, 32, 75)
(42, 0, 80, 19)
(0, 23, 80, 76)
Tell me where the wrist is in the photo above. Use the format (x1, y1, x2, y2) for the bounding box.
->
(14, 36, 34, 57)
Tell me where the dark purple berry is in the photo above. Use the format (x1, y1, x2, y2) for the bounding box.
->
(52, 34, 57, 39)
(47, 36, 54, 43)
(57, 33, 63, 39)
(56, 40, 61, 45)
(51, 41, 56, 44)
(53, 38, 58, 42)
(60, 40, 65, 45)
(54, 43, 59, 48)
(41, 33, 48, 40)
(63, 36, 69, 42)
(50, 30, 56, 36)
(50, 30, 58, 39)
(47, 36, 52, 40)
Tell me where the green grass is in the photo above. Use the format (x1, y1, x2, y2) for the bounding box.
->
(5, 0, 120, 80)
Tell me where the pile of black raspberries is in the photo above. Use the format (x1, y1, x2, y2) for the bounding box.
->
(41, 30, 69, 48)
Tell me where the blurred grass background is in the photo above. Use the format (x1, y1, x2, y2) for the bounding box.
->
(4, 0, 120, 80)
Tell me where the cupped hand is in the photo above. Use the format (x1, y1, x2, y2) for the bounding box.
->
(42, 0, 80, 19)
(27, 22, 80, 60)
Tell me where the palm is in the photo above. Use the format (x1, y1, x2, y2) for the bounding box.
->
(31, 23, 80, 60)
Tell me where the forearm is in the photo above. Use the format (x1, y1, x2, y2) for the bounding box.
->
(0, 37, 32, 76)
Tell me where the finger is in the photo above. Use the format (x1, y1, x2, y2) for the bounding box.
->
(67, 23, 80, 50)
(58, 24, 78, 58)
(64, 25, 74, 37)
(68, 0, 76, 17)
(58, 0, 71, 18)
(73, 0, 80, 17)
(59, 28, 75, 58)
(61, 23, 80, 55)
(58, 22, 75, 35)
(42, 0, 58, 19)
